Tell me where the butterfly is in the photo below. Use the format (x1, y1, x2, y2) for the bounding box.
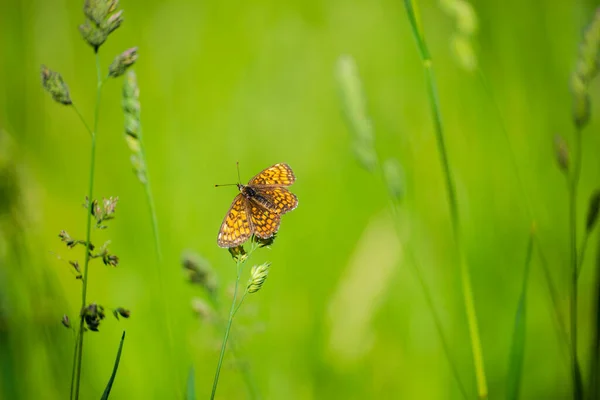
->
(217, 163, 298, 248)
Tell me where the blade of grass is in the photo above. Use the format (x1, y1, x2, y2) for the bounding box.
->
(186, 366, 196, 400)
(402, 1, 488, 397)
(506, 229, 534, 400)
(100, 331, 126, 400)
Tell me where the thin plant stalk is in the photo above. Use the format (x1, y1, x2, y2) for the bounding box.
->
(477, 70, 569, 356)
(403, 1, 488, 397)
(206, 278, 259, 399)
(71, 51, 105, 400)
(335, 54, 467, 398)
(577, 230, 591, 279)
(122, 72, 177, 392)
(135, 123, 163, 263)
(72, 104, 93, 137)
(568, 127, 584, 399)
(389, 203, 468, 399)
(211, 257, 243, 400)
(533, 235, 570, 356)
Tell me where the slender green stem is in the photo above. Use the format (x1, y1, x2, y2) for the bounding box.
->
(72, 104, 93, 137)
(136, 122, 163, 264)
(69, 330, 81, 400)
(402, 1, 487, 397)
(72, 51, 104, 400)
(207, 285, 259, 399)
(576, 231, 590, 279)
(393, 206, 468, 398)
(233, 291, 249, 317)
(569, 128, 584, 400)
(387, 200, 467, 397)
(477, 68, 572, 359)
(211, 258, 243, 400)
(533, 235, 570, 355)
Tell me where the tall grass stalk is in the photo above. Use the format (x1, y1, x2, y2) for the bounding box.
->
(568, 127, 583, 400)
(335, 54, 467, 397)
(210, 244, 258, 400)
(121, 71, 176, 389)
(402, 1, 487, 397)
(506, 228, 534, 400)
(71, 51, 105, 400)
(202, 265, 259, 399)
(476, 70, 569, 354)
(389, 202, 468, 399)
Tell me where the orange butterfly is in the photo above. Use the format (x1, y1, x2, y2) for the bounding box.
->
(217, 163, 298, 248)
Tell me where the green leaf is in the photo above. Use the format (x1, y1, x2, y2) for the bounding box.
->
(506, 234, 534, 400)
(100, 331, 126, 400)
(186, 366, 196, 400)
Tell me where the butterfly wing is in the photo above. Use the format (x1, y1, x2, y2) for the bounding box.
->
(217, 194, 254, 248)
(252, 186, 298, 215)
(248, 199, 281, 239)
(248, 163, 296, 186)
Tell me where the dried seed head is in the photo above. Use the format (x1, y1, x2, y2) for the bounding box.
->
(112, 307, 131, 320)
(181, 251, 218, 294)
(247, 262, 270, 294)
(90, 196, 119, 229)
(40, 65, 72, 105)
(95, 241, 119, 267)
(586, 190, 600, 233)
(82, 303, 105, 332)
(61, 314, 71, 328)
(109, 47, 138, 78)
(553, 134, 570, 173)
(228, 245, 248, 262)
(69, 260, 81, 277)
(59, 230, 73, 247)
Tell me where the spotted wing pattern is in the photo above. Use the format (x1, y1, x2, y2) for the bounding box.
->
(248, 200, 281, 239)
(217, 194, 253, 248)
(252, 186, 298, 215)
(249, 163, 296, 186)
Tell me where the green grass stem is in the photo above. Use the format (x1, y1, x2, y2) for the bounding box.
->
(403, 1, 487, 397)
(71, 50, 105, 400)
(211, 245, 258, 400)
(477, 69, 570, 359)
(568, 127, 584, 400)
(506, 230, 534, 400)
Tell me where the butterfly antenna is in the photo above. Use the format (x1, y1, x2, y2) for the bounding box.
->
(236, 161, 242, 184)
(214, 183, 237, 188)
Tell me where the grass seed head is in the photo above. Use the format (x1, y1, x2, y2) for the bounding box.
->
(40, 66, 72, 105)
(247, 262, 271, 294)
(109, 47, 138, 78)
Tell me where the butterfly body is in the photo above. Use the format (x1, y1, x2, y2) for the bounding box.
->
(217, 163, 298, 248)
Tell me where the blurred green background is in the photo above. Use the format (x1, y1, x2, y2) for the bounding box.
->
(1, 0, 600, 398)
